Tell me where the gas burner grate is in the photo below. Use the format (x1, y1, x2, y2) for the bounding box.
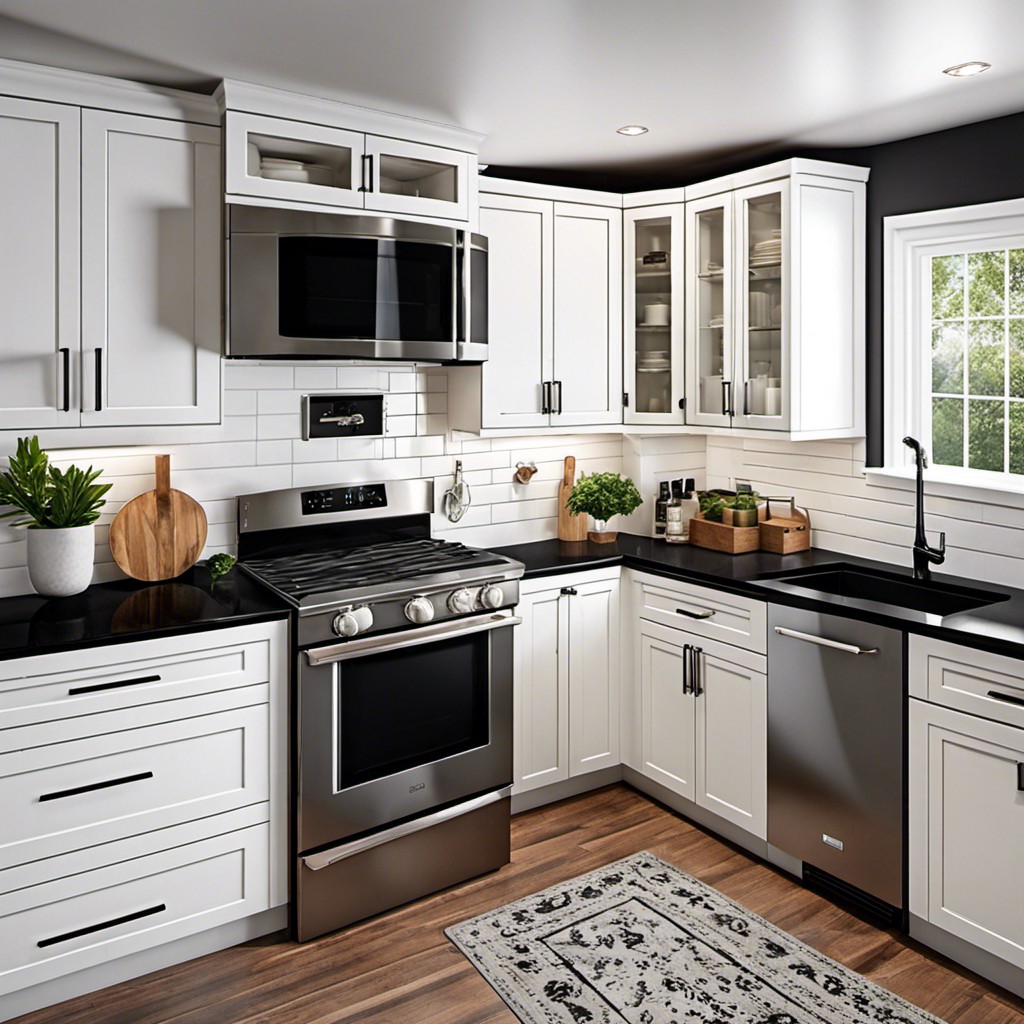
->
(242, 537, 506, 599)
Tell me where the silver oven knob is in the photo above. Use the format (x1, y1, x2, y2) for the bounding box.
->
(404, 595, 435, 624)
(333, 605, 373, 637)
(447, 588, 477, 614)
(478, 584, 504, 610)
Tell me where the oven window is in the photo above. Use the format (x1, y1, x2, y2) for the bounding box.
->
(278, 236, 453, 341)
(337, 632, 489, 790)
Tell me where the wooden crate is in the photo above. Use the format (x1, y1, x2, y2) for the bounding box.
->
(759, 508, 811, 554)
(689, 514, 761, 554)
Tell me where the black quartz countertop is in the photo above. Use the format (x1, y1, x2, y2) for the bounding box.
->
(496, 534, 1024, 660)
(0, 566, 290, 662)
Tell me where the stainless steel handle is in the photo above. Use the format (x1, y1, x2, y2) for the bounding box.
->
(302, 786, 512, 871)
(690, 645, 703, 696)
(773, 625, 879, 656)
(305, 612, 521, 666)
(553, 380, 563, 415)
(59, 347, 70, 412)
(319, 413, 364, 426)
(676, 606, 715, 620)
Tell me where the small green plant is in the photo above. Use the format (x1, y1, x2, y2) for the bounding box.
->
(206, 553, 237, 584)
(698, 489, 761, 522)
(0, 436, 110, 529)
(566, 471, 643, 524)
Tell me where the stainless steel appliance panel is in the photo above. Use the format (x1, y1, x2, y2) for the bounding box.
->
(768, 606, 904, 907)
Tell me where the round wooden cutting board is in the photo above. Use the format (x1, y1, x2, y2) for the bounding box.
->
(109, 455, 208, 581)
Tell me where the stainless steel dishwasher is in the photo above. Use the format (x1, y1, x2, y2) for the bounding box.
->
(768, 605, 904, 912)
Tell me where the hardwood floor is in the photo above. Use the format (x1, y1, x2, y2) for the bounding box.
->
(14, 785, 1024, 1024)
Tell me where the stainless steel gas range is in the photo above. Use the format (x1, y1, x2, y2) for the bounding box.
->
(237, 480, 524, 941)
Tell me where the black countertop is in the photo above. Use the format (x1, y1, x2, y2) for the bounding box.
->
(496, 535, 1024, 660)
(0, 565, 290, 662)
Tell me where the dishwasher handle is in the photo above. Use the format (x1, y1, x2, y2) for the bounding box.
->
(773, 625, 879, 656)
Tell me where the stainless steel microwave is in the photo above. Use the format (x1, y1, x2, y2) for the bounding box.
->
(228, 207, 488, 362)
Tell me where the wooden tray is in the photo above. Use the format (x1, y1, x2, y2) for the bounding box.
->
(759, 508, 811, 554)
(688, 514, 762, 554)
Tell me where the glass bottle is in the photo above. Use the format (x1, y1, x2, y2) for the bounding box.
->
(665, 480, 685, 544)
(654, 481, 670, 536)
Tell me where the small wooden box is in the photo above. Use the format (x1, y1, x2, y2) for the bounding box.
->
(689, 514, 762, 554)
(759, 508, 811, 554)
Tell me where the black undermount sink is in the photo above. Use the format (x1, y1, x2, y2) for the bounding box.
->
(756, 563, 1009, 618)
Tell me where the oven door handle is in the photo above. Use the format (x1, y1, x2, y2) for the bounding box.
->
(301, 785, 513, 871)
(304, 612, 521, 666)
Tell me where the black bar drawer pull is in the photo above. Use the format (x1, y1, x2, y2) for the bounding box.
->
(988, 689, 1024, 709)
(39, 771, 154, 803)
(682, 643, 691, 695)
(690, 645, 703, 697)
(68, 674, 161, 696)
(560, 587, 577, 596)
(59, 347, 70, 412)
(94, 347, 103, 412)
(1018, 762, 1024, 793)
(676, 607, 715, 620)
(38, 903, 166, 948)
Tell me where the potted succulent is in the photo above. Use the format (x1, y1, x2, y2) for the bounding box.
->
(698, 489, 762, 527)
(0, 437, 111, 598)
(566, 471, 643, 543)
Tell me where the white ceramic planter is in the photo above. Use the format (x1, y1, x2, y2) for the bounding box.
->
(27, 525, 95, 598)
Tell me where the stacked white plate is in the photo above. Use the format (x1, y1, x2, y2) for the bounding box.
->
(750, 231, 782, 267)
(260, 157, 333, 186)
(638, 349, 671, 372)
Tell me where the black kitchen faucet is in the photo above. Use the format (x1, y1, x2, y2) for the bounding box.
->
(903, 436, 946, 580)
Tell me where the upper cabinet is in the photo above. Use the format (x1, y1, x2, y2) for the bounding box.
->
(685, 161, 868, 438)
(448, 182, 623, 433)
(0, 61, 223, 438)
(219, 82, 481, 226)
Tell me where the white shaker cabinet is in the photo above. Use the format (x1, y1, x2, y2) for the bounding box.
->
(513, 570, 620, 795)
(448, 181, 623, 433)
(0, 97, 80, 430)
(80, 111, 222, 426)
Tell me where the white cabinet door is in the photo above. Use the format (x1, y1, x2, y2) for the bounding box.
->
(910, 699, 1024, 970)
(639, 624, 695, 799)
(80, 111, 221, 426)
(365, 135, 471, 222)
(551, 203, 623, 426)
(513, 585, 568, 793)
(694, 642, 766, 838)
(567, 576, 620, 776)
(0, 97, 80, 430)
(479, 196, 553, 429)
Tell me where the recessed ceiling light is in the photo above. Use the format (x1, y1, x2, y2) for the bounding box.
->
(943, 61, 991, 77)
(617, 125, 649, 136)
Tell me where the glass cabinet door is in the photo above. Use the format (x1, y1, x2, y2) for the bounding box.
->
(365, 136, 471, 221)
(686, 196, 733, 426)
(734, 182, 788, 428)
(624, 206, 684, 424)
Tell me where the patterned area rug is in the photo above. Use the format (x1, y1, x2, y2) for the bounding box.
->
(446, 852, 944, 1024)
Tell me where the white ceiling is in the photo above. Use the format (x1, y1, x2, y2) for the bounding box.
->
(3, 0, 1024, 181)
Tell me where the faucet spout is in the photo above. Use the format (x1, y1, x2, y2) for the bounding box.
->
(902, 436, 946, 580)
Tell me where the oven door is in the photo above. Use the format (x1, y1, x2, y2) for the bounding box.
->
(297, 612, 516, 854)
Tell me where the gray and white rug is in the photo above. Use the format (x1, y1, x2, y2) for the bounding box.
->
(446, 852, 944, 1024)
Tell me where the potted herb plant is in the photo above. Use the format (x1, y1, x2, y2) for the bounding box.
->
(566, 471, 643, 543)
(0, 437, 111, 598)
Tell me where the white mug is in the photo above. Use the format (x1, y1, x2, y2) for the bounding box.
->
(643, 303, 670, 326)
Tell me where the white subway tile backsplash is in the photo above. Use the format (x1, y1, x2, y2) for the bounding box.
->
(224, 363, 295, 390)
(294, 366, 339, 390)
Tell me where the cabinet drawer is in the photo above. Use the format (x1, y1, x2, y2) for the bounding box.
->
(0, 824, 270, 995)
(633, 572, 766, 653)
(0, 622, 280, 730)
(910, 635, 1024, 728)
(0, 701, 269, 869)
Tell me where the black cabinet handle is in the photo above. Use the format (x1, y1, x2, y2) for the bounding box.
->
(38, 904, 166, 948)
(68, 674, 161, 696)
(541, 381, 552, 415)
(359, 153, 374, 192)
(94, 347, 103, 412)
(1018, 762, 1024, 792)
(743, 380, 750, 416)
(988, 689, 1024, 708)
(59, 347, 70, 412)
(39, 771, 153, 803)
(690, 645, 704, 697)
(560, 587, 577, 596)
(676, 607, 715, 620)
(682, 643, 691, 695)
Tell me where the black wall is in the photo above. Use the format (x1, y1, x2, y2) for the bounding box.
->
(487, 108, 1024, 464)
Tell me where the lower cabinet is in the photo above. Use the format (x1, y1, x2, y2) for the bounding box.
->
(513, 570, 620, 794)
(638, 619, 767, 838)
(910, 636, 1024, 975)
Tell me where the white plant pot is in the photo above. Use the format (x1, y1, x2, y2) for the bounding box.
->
(27, 525, 95, 598)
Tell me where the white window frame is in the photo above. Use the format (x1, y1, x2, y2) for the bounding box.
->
(869, 197, 1024, 506)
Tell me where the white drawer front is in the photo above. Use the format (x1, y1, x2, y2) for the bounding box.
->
(0, 622, 280, 729)
(0, 701, 269, 869)
(634, 572, 767, 654)
(0, 824, 270, 994)
(910, 634, 1024, 728)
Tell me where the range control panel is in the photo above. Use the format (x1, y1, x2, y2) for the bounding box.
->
(301, 483, 388, 516)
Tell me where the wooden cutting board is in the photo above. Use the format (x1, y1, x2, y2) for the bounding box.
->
(109, 455, 208, 581)
(557, 455, 588, 542)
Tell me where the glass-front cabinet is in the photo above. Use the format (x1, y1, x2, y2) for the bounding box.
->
(734, 181, 788, 429)
(624, 205, 684, 425)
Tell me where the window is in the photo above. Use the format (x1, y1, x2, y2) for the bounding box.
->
(882, 198, 1024, 496)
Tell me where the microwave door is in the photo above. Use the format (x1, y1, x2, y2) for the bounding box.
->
(376, 240, 401, 340)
